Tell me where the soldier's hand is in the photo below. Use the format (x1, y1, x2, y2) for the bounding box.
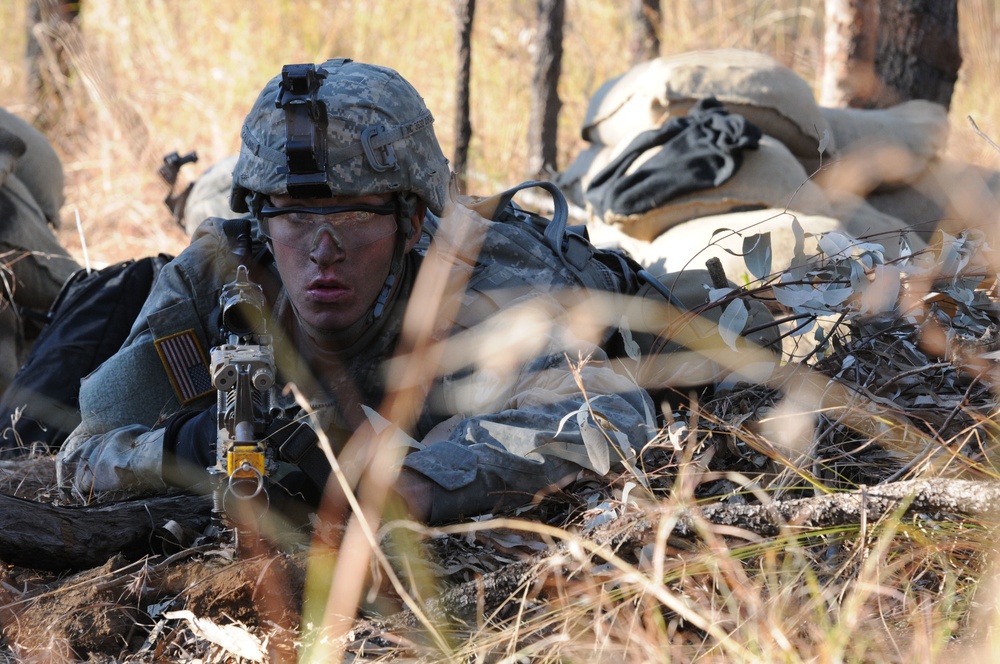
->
(161, 405, 218, 487)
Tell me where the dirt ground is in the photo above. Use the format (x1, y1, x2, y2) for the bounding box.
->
(0, 456, 576, 663)
(2, 301, 999, 662)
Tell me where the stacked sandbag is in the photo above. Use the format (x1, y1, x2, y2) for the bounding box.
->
(815, 98, 1000, 245)
(0, 109, 81, 393)
(558, 49, 835, 207)
(816, 100, 962, 242)
(589, 134, 834, 242)
(863, 159, 1000, 243)
(820, 100, 949, 191)
(559, 49, 940, 285)
(581, 49, 833, 170)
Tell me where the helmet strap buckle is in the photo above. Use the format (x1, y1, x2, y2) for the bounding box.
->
(360, 125, 400, 173)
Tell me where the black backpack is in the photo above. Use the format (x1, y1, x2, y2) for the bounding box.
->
(0, 254, 173, 456)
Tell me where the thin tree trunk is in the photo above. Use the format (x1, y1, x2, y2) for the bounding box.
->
(453, 0, 475, 190)
(820, 0, 961, 110)
(526, 0, 564, 180)
(820, 0, 879, 107)
(26, 0, 81, 127)
(629, 0, 661, 65)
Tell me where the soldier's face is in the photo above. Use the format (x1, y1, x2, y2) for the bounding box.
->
(267, 193, 422, 340)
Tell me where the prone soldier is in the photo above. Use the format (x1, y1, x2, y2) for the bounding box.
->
(0, 108, 80, 395)
(56, 59, 655, 525)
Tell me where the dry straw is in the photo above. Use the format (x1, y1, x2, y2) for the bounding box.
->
(1, 2, 1000, 662)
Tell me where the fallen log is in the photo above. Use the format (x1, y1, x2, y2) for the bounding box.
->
(609, 477, 1000, 547)
(0, 492, 212, 571)
(339, 477, 1000, 653)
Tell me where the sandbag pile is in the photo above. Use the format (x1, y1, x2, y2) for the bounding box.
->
(557, 49, 998, 282)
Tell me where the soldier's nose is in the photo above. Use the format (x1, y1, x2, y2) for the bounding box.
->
(309, 227, 345, 264)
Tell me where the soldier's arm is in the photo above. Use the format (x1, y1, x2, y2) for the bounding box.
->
(56, 225, 231, 495)
(402, 318, 652, 524)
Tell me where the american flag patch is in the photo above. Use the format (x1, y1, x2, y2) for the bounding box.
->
(154, 329, 213, 404)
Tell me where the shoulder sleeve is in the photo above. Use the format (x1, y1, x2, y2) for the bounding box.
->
(56, 233, 230, 495)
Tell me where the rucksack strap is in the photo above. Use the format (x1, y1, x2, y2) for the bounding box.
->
(475, 180, 633, 292)
(488, 180, 569, 257)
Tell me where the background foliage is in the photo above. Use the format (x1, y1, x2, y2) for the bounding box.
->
(0, 0, 997, 266)
(3, 3, 1000, 660)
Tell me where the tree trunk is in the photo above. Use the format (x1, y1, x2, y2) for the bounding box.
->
(873, 0, 961, 109)
(26, 0, 81, 127)
(820, 0, 879, 107)
(453, 0, 475, 190)
(629, 0, 661, 65)
(820, 0, 961, 110)
(526, 0, 564, 180)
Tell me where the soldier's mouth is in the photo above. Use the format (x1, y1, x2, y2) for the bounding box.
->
(307, 278, 351, 303)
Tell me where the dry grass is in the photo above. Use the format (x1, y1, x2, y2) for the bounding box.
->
(1, 0, 996, 266)
(2, 2, 1000, 662)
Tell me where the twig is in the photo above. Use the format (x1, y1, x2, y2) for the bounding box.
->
(339, 478, 1000, 651)
(967, 116, 1000, 155)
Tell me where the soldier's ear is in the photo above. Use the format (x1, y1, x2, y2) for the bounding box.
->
(404, 203, 426, 252)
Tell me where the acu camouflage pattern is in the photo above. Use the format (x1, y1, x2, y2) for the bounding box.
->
(231, 59, 450, 215)
(53, 210, 655, 523)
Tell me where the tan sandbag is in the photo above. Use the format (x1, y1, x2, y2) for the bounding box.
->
(0, 108, 65, 228)
(581, 49, 833, 165)
(592, 136, 833, 242)
(865, 157, 1000, 243)
(828, 194, 927, 255)
(636, 208, 847, 281)
(554, 142, 614, 210)
(603, 203, 923, 284)
(864, 181, 948, 244)
(818, 100, 950, 194)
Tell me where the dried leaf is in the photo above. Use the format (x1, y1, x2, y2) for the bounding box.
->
(164, 610, 265, 662)
(579, 410, 612, 475)
(718, 299, 749, 351)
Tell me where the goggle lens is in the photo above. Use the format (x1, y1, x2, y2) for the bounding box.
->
(259, 203, 397, 251)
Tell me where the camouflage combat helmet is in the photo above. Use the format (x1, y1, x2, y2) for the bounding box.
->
(230, 58, 450, 216)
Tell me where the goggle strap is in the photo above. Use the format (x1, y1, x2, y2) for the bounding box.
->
(258, 203, 396, 218)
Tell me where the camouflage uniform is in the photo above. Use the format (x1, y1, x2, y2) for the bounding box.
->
(57, 210, 652, 522)
(57, 60, 653, 523)
(0, 108, 80, 392)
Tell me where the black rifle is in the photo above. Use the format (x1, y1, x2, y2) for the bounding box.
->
(208, 255, 276, 535)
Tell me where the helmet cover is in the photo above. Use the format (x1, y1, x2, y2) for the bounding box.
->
(231, 59, 450, 215)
